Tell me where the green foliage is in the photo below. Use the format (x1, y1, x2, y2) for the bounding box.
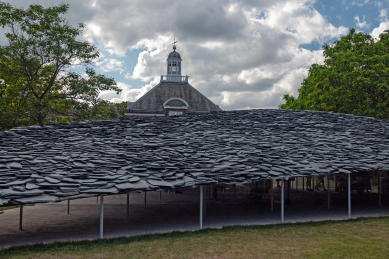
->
(114, 101, 128, 118)
(280, 28, 389, 119)
(0, 2, 121, 130)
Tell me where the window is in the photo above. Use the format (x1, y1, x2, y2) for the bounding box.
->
(169, 111, 183, 116)
(172, 61, 177, 74)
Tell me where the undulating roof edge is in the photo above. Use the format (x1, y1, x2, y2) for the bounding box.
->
(1, 109, 388, 206)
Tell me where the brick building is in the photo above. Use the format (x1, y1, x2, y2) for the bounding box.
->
(125, 42, 221, 117)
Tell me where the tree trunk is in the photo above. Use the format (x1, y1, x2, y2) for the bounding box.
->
(37, 113, 44, 126)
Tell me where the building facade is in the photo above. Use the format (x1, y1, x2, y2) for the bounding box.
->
(125, 42, 221, 117)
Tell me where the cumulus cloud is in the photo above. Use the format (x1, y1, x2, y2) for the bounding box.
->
(3, 0, 350, 109)
(95, 58, 125, 73)
(354, 15, 369, 28)
(371, 21, 389, 39)
(99, 79, 160, 104)
(379, 9, 388, 21)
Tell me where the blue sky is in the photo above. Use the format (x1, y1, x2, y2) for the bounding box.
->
(4, 0, 389, 109)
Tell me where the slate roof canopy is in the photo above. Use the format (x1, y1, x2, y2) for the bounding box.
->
(1, 109, 389, 206)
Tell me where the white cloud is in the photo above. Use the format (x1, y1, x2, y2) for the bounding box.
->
(3, 0, 350, 109)
(379, 9, 388, 22)
(371, 21, 389, 39)
(351, 0, 370, 7)
(354, 15, 370, 28)
(117, 0, 347, 109)
(95, 58, 125, 73)
(99, 79, 160, 104)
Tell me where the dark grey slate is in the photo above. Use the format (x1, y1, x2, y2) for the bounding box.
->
(0, 109, 388, 206)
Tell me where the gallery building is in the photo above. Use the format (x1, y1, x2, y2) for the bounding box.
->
(125, 42, 221, 117)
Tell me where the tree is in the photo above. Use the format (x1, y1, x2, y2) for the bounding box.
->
(0, 3, 121, 128)
(279, 28, 389, 119)
(113, 101, 128, 118)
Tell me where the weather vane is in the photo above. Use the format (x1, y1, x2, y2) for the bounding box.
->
(172, 35, 177, 51)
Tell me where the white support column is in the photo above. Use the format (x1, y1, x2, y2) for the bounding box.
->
(281, 179, 285, 223)
(348, 173, 351, 219)
(327, 174, 330, 209)
(200, 185, 203, 229)
(19, 205, 23, 230)
(378, 171, 382, 207)
(100, 196, 104, 239)
(67, 199, 70, 214)
(126, 192, 130, 222)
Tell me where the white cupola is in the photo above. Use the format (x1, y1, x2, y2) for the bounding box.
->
(167, 40, 182, 76)
(160, 39, 188, 83)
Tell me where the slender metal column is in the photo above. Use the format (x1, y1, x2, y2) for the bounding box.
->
(263, 180, 266, 198)
(313, 177, 315, 190)
(302, 177, 305, 195)
(19, 205, 23, 230)
(296, 177, 298, 190)
(100, 196, 104, 238)
(209, 184, 214, 203)
(67, 199, 70, 214)
(126, 192, 130, 222)
(378, 171, 382, 207)
(200, 185, 203, 229)
(144, 191, 147, 209)
(281, 179, 284, 223)
(348, 173, 351, 219)
(159, 191, 162, 201)
(270, 185, 274, 212)
(327, 174, 330, 209)
(203, 185, 206, 216)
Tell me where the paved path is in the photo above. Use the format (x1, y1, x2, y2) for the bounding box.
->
(1, 186, 389, 249)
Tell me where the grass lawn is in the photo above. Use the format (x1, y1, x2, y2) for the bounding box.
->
(0, 205, 19, 211)
(1, 217, 388, 259)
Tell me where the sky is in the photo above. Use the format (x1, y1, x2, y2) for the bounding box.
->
(2, 0, 389, 110)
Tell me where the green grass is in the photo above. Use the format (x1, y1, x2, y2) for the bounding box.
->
(0, 205, 19, 211)
(1, 217, 389, 259)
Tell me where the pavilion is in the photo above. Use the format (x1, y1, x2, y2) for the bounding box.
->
(1, 109, 389, 238)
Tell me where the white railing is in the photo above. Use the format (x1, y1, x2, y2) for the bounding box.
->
(160, 75, 189, 83)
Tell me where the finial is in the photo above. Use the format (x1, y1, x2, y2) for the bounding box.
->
(172, 36, 177, 51)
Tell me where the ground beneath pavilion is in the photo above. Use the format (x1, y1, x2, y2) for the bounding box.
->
(1, 185, 388, 249)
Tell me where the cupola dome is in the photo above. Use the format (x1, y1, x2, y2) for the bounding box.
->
(166, 40, 182, 76)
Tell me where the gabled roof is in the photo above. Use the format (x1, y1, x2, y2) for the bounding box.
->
(0, 109, 389, 206)
(128, 81, 221, 114)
